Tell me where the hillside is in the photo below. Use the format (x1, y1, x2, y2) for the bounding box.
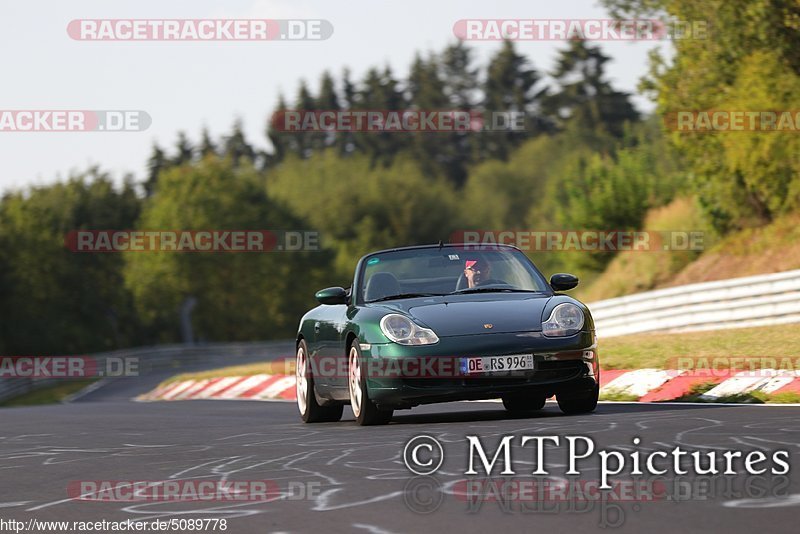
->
(579, 199, 800, 302)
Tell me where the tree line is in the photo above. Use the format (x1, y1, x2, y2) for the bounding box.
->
(2, 0, 798, 354)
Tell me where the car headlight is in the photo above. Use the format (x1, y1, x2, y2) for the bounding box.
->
(542, 303, 585, 337)
(379, 314, 439, 345)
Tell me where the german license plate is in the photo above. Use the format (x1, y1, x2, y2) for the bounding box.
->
(463, 354, 534, 374)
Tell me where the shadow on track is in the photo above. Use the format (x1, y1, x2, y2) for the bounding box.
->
(385, 401, 730, 425)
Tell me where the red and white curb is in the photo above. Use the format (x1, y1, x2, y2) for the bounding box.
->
(136, 374, 296, 403)
(136, 369, 800, 403)
(600, 368, 800, 401)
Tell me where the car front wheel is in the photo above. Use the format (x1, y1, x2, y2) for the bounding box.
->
(348, 343, 393, 426)
(297, 340, 343, 423)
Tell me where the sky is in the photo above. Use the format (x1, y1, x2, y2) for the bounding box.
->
(0, 0, 671, 193)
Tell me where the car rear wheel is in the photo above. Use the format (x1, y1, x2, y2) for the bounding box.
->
(348, 343, 393, 426)
(501, 393, 547, 412)
(556, 384, 599, 415)
(297, 340, 343, 423)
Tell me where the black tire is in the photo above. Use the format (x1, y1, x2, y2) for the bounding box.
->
(348, 342, 393, 426)
(557, 384, 599, 415)
(297, 340, 344, 423)
(501, 393, 547, 412)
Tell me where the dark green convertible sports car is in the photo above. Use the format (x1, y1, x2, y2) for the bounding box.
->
(295, 243, 599, 425)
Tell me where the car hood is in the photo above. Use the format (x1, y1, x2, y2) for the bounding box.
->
(369, 294, 552, 337)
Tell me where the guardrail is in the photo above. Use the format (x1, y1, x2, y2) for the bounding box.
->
(0, 341, 293, 404)
(588, 269, 800, 338)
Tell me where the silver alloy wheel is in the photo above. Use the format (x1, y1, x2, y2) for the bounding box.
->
(348, 346, 362, 418)
(296, 345, 308, 415)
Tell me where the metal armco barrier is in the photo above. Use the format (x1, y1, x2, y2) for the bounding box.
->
(0, 341, 292, 404)
(589, 269, 800, 338)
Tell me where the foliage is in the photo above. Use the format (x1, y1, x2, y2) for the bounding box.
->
(602, 0, 800, 232)
(0, 36, 671, 351)
(0, 170, 141, 354)
(124, 157, 327, 341)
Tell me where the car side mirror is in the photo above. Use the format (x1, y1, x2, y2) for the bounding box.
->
(550, 273, 579, 291)
(315, 286, 348, 305)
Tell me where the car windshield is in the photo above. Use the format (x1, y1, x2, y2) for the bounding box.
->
(359, 246, 551, 303)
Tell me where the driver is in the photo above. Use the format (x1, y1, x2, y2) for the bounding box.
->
(464, 258, 492, 288)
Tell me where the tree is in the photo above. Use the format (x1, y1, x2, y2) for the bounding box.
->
(145, 143, 167, 197)
(290, 80, 316, 159)
(222, 119, 256, 166)
(481, 40, 544, 160)
(354, 66, 408, 167)
(200, 127, 217, 159)
(124, 158, 326, 341)
(544, 40, 639, 140)
(172, 132, 194, 166)
(266, 152, 465, 277)
(315, 71, 340, 152)
(266, 93, 289, 166)
(0, 169, 142, 354)
(601, 0, 800, 232)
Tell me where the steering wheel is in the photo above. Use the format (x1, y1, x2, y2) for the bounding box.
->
(454, 273, 509, 292)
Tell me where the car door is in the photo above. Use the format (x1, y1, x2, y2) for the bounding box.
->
(310, 303, 348, 392)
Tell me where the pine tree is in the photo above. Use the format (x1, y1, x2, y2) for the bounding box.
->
(545, 40, 639, 140)
(482, 40, 543, 160)
(223, 119, 256, 166)
(172, 132, 194, 166)
(266, 93, 289, 166)
(292, 81, 316, 158)
(200, 127, 217, 159)
(339, 68, 358, 156)
(315, 71, 340, 151)
(145, 143, 167, 197)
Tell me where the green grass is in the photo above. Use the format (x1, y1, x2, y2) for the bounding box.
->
(578, 197, 713, 302)
(599, 390, 640, 402)
(669, 380, 719, 402)
(0, 379, 96, 407)
(764, 391, 800, 404)
(600, 323, 800, 370)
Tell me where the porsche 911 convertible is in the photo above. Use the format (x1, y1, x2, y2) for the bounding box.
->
(295, 243, 599, 425)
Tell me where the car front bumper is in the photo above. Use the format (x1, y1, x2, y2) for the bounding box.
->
(361, 330, 598, 408)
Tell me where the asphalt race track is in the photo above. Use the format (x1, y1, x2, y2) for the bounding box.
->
(1, 351, 799, 533)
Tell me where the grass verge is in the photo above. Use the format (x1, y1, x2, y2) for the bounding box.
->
(600, 323, 800, 370)
(0, 379, 96, 408)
